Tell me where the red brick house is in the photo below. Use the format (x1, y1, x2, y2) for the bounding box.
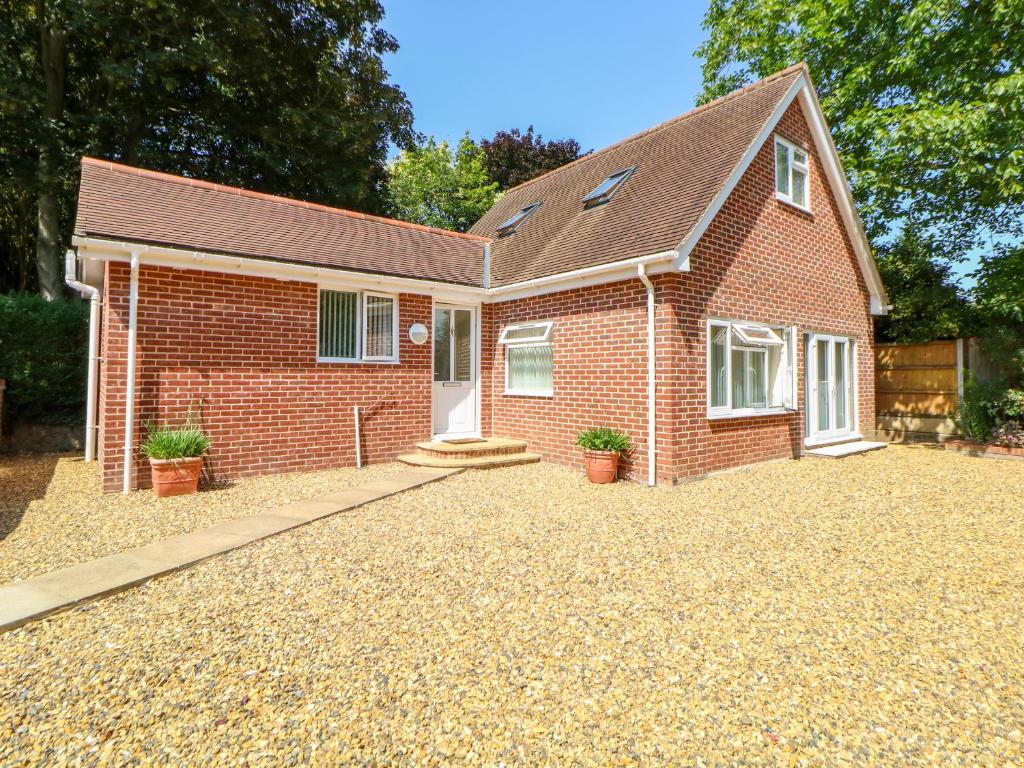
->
(67, 64, 887, 493)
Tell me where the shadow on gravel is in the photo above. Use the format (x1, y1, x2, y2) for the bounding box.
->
(0, 453, 62, 541)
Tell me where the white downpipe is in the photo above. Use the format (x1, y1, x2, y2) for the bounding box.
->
(123, 253, 140, 494)
(354, 406, 362, 468)
(637, 264, 656, 487)
(64, 250, 101, 462)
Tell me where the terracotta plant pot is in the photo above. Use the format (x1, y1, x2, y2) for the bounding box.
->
(583, 449, 619, 484)
(149, 457, 203, 497)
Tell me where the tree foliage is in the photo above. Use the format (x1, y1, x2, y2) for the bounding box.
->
(480, 126, 588, 191)
(873, 229, 972, 343)
(387, 135, 499, 232)
(0, 0, 414, 296)
(0, 293, 88, 428)
(697, 0, 1024, 251)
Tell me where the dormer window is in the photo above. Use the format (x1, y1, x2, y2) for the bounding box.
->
(496, 202, 540, 235)
(582, 167, 635, 206)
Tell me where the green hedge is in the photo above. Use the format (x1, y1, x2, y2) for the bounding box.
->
(0, 293, 89, 429)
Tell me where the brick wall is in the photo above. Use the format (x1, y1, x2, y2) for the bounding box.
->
(98, 265, 433, 492)
(95, 99, 876, 490)
(487, 98, 875, 482)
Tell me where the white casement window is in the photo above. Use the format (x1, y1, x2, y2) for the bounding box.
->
(774, 135, 810, 210)
(707, 319, 797, 418)
(318, 289, 398, 362)
(500, 321, 553, 396)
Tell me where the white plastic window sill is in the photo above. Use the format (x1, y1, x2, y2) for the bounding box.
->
(775, 193, 812, 215)
(504, 389, 553, 398)
(707, 407, 795, 420)
(317, 357, 401, 365)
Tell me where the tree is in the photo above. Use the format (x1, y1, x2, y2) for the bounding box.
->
(0, 0, 415, 296)
(480, 126, 587, 191)
(387, 135, 499, 232)
(973, 244, 1024, 324)
(873, 230, 972, 343)
(696, 0, 1024, 253)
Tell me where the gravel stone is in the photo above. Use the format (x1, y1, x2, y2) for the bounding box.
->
(1, 445, 1022, 765)
(0, 454, 407, 582)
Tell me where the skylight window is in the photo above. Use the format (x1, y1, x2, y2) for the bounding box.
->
(496, 202, 540, 235)
(582, 166, 635, 206)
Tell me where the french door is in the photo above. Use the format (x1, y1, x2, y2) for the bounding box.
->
(807, 334, 855, 442)
(432, 304, 478, 439)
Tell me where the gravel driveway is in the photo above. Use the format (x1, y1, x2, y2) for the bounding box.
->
(0, 454, 407, 582)
(2, 446, 1022, 765)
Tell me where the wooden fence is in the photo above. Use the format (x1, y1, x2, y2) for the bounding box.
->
(875, 339, 964, 442)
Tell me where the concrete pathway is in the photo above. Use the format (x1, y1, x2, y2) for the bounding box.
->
(0, 466, 461, 634)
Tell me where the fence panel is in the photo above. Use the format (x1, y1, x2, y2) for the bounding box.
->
(875, 339, 962, 442)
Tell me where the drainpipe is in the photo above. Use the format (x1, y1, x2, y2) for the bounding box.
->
(123, 252, 140, 494)
(637, 264, 656, 487)
(64, 250, 101, 462)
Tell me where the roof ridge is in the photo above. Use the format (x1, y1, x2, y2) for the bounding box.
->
(79, 157, 493, 244)
(497, 62, 808, 197)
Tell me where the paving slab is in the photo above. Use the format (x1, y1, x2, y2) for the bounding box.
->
(806, 440, 888, 458)
(0, 466, 461, 634)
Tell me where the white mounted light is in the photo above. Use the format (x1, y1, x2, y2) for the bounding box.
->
(408, 322, 428, 345)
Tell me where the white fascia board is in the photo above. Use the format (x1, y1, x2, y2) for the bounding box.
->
(674, 75, 805, 272)
(796, 85, 889, 314)
(72, 236, 483, 304)
(484, 249, 679, 302)
(73, 237, 682, 306)
(673, 73, 889, 316)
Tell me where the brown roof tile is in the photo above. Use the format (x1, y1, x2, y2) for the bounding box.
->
(74, 158, 489, 286)
(469, 64, 806, 287)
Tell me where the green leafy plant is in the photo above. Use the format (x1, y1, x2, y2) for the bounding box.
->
(0, 293, 89, 429)
(140, 420, 211, 461)
(575, 427, 633, 454)
(955, 376, 1003, 443)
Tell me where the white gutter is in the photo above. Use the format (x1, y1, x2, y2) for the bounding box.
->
(487, 249, 679, 298)
(637, 264, 656, 487)
(73, 235, 679, 303)
(123, 252, 140, 494)
(63, 250, 101, 462)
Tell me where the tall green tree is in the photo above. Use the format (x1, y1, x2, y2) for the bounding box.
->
(873, 229, 972, 342)
(387, 135, 499, 232)
(480, 126, 587, 191)
(0, 0, 414, 297)
(696, 0, 1024, 251)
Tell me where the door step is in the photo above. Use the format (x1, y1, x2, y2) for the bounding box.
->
(805, 440, 888, 458)
(398, 437, 540, 468)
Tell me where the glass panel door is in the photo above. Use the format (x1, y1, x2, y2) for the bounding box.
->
(432, 305, 478, 439)
(815, 339, 830, 433)
(834, 340, 848, 431)
(808, 334, 855, 441)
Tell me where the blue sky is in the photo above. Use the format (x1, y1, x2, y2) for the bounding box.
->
(382, 0, 711, 154)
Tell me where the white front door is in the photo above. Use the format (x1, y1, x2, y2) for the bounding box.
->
(432, 304, 478, 439)
(807, 333, 855, 442)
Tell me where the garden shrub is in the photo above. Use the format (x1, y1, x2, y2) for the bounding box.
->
(0, 293, 89, 429)
(956, 374, 1024, 444)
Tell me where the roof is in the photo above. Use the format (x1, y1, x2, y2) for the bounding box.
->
(74, 158, 489, 287)
(469, 64, 807, 287)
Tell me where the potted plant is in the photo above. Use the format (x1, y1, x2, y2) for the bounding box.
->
(140, 420, 211, 497)
(575, 427, 632, 484)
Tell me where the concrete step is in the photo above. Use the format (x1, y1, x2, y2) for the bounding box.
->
(398, 451, 542, 469)
(415, 437, 528, 459)
(806, 440, 888, 458)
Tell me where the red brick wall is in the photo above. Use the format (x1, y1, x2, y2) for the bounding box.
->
(95, 99, 876, 490)
(98, 265, 433, 492)
(486, 98, 876, 482)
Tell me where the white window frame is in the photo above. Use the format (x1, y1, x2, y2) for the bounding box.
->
(707, 318, 798, 419)
(500, 321, 554, 397)
(774, 135, 810, 212)
(317, 288, 399, 364)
